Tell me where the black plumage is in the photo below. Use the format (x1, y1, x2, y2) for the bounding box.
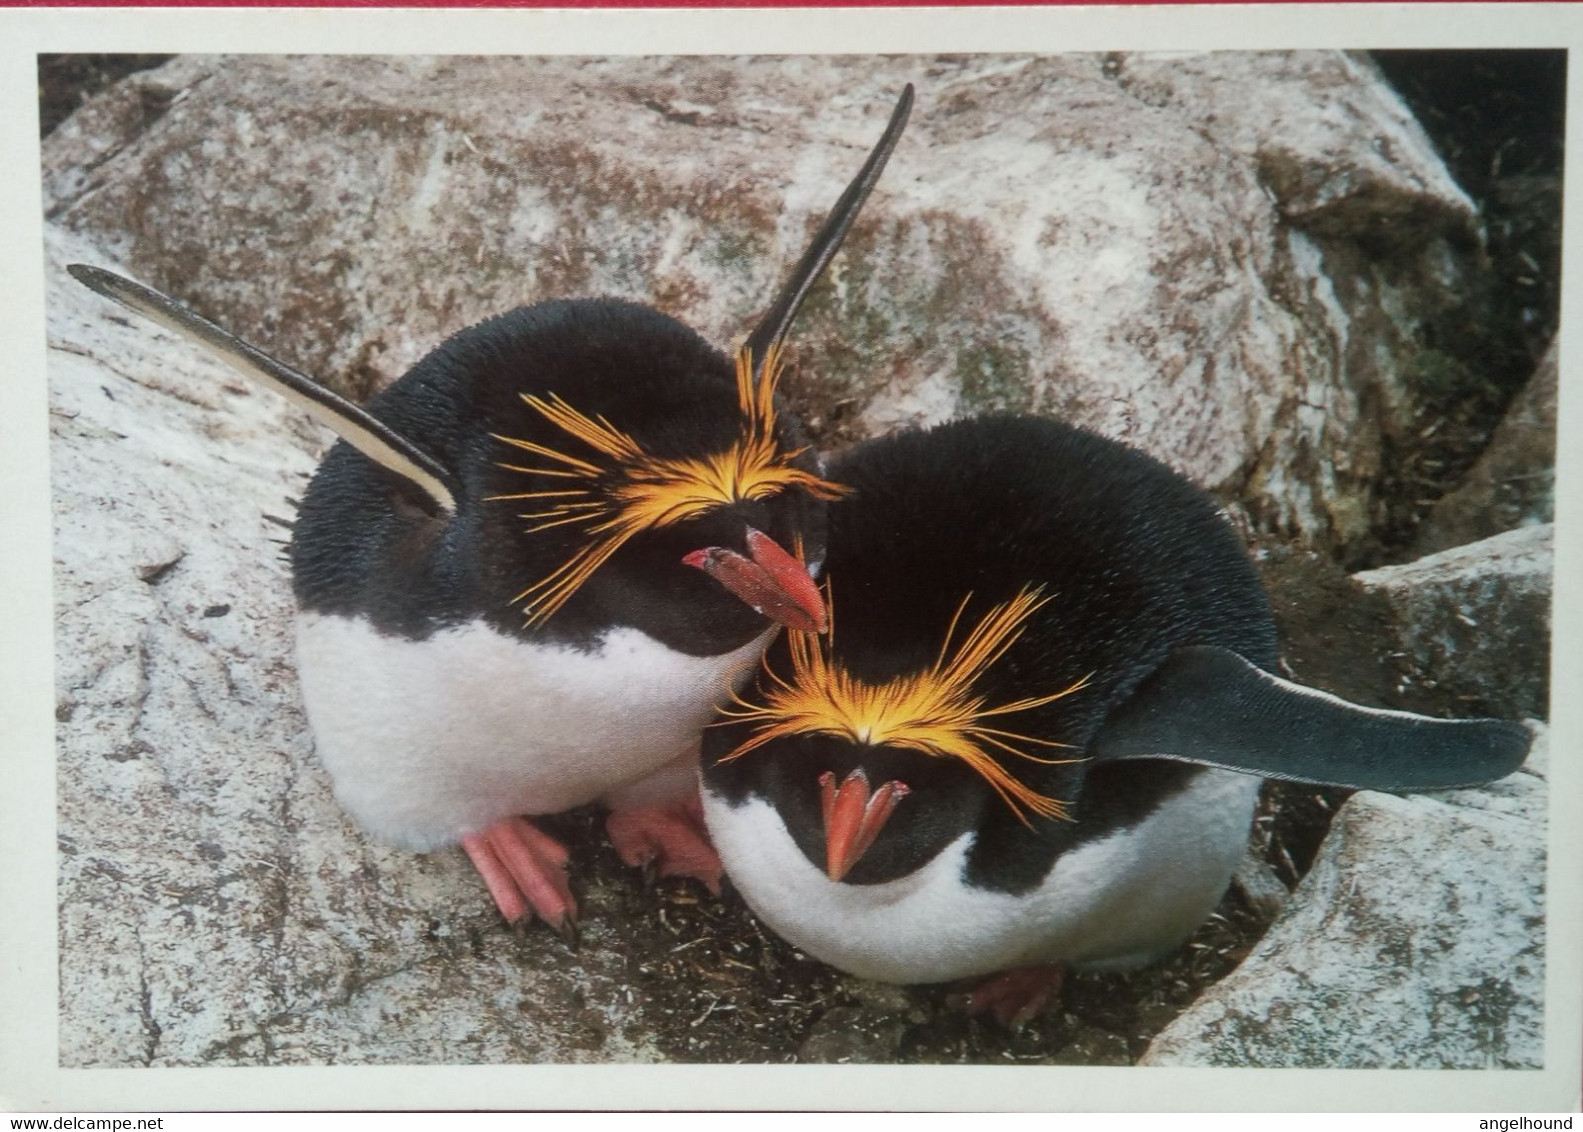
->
(291, 298, 825, 654)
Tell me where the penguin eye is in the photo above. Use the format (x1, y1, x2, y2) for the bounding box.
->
(485, 344, 847, 625)
(717, 586, 1092, 826)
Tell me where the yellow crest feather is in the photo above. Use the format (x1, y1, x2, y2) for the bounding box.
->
(719, 585, 1090, 825)
(488, 343, 848, 625)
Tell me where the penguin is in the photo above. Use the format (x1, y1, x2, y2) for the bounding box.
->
(699, 414, 1532, 1026)
(69, 85, 915, 940)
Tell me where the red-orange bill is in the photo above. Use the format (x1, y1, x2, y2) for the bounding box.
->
(819, 768, 909, 881)
(682, 527, 827, 634)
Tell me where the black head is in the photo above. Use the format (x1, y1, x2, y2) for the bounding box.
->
(706, 730, 991, 885)
(293, 297, 838, 655)
(702, 583, 1101, 888)
(466, 297, 839, 653)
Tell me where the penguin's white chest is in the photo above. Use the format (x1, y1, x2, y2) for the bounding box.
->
(296, 611, 767, 850)
(702, 769, 1260, 984)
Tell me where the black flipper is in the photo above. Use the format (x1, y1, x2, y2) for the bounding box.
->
(66, 263, 460, 516)
(1088, 645, 1532, 791)
(742, 84, 914, 374)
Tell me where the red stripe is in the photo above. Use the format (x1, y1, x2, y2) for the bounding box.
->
(4, 0, 1528, 8)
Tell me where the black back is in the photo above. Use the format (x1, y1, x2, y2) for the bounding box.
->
(291, 299, 828, 656)
(703, 414, 1278, 893)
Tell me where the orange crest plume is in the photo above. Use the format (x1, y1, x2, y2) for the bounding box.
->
(718, 586, 1091, 825)
(487, 343, 849, 626)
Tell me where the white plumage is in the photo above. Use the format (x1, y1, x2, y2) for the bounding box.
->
(298, 611, 769, 850)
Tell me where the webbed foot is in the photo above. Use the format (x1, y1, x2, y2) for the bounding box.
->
(952, 964, 1066, 1030)
(461, 816, 578, 942)
(606, 792, 723, 896)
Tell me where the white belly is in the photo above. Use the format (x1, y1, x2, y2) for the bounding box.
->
(296, 611, 768, 850)
(702, 769, 1260, 984)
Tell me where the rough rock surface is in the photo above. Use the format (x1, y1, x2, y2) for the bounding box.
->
(1414, 340, 1557, 556)
(43, 52, 1480, 559)
(46, 54, 1549, 1070)
(1143, 724, 1547, 1069)
(1353, 524, 1553, 720)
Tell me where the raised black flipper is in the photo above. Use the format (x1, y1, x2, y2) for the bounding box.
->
(1088, 645, 1532, 791)
(66, 263, 460, 516)
(742, 84, 914, 374)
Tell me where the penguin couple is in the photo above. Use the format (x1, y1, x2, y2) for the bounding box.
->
(72, 83, 1530, 1022)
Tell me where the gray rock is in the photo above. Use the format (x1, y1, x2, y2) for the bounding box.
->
(45, 52, 1481, 559)
(1142, 724, 1547, 1069)
(1232, 851, 1291, 922)
(1353, 524, 1553, 719)
(1416, 340, 1558, 556)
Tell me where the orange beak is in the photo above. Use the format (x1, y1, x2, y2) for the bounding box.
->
(682, 527, 828, 634)
(820, 768, 910, 881)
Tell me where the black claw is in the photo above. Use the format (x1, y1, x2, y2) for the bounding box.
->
(640, 855, 658, 890)
(554, 915, 581, 952)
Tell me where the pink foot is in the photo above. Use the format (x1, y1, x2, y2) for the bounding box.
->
(605, 793, 723, 895)
(461, 816, 578, 943)
(953, 964, 1066, 1030)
